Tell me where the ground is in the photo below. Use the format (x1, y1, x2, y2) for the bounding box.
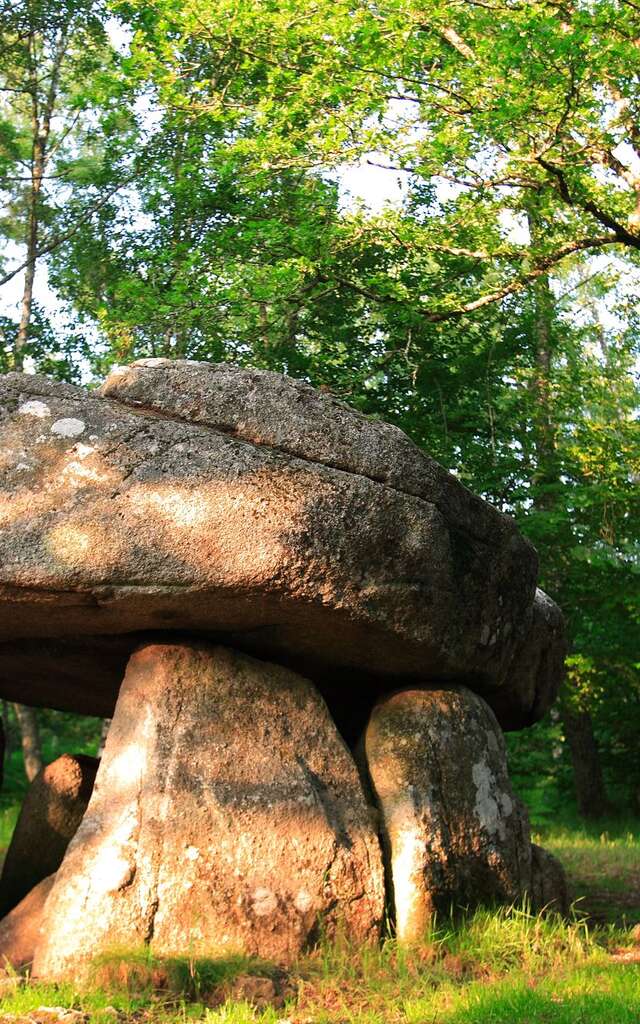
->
(0, 748, 638, 1023)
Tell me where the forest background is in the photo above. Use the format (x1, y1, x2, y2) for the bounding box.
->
(0, 0, 638, 824)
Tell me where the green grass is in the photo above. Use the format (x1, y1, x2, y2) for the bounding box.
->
(1, 902, 637, 1023)
(535, 814, 640, 928)
(403, 964, 640, 1024)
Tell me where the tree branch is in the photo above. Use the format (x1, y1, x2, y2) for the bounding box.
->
(317, 233, 619, 323)
(538, 156, 640, 247)
(0, 180, 131, 290)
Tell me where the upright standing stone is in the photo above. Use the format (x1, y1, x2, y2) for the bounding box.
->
(33, 643, 384, 980)
(364, 687, 532, 942)
(0, 753, 97, 916)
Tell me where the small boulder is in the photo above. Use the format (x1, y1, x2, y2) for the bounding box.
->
(529, 844, 569, 914)
(0, 874, 55, 971)
(0, 753, 98, 916)
(364, 687, 532, 942)
(33, 643, 384, 980)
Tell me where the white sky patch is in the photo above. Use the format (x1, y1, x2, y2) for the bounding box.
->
(337, 155, 408, 212)
(498, 209, 530, 247)
(105, 18, 132, 56)
(614, 142, 640, 180)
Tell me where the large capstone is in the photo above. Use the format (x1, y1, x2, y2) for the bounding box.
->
(363, 687, 533, 941)
(33, 642, 384, 980)
(0, 360, 565, 729)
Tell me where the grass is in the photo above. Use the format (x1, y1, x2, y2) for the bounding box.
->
(0, 769, 638, 1022)
(536, 814, 640, 928)
(0, 902, 637, 1023)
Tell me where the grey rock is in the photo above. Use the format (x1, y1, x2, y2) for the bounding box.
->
(364, 686, 533, 941)
(0, 362, 563, 726)
(488, 589, 567, 729)
(33, 642, 384, 980)
(529, 844, 569, 914)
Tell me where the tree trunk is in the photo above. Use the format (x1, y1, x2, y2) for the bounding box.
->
(97, 718, 111, 758)
(561, 705, 610, 818)
(15, 188, 39, 368)
(526, 201, 610, 819)
(14, 25, 67, 368)
(12, 703, 42, 783)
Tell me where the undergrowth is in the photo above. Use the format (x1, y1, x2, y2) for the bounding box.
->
(0, 797, 637, 1022)
(1, 902, 637, 1023)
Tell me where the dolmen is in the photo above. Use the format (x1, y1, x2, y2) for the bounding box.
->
(0, 359, 568, 980)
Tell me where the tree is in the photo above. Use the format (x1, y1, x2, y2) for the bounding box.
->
(48, 111, 365, 379)
(116, 0, 640, 320)
(12, 703, 41, 782)
(0, 0, 130, 371)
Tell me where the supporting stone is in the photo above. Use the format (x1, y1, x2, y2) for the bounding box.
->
(0, 753, 98, 916)
(33, 643, 384, 980)
(364, 687, 532, 942)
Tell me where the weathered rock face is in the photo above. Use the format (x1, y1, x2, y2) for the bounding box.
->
(0, 875, 55, 972)
(0, 753, 98, 917)
(33, 643, 384, 980)
(0, 361, 564, 728)
(364, 687, 532, 941)
(488, 589, 567, 730)
(0, 636, 137, 718)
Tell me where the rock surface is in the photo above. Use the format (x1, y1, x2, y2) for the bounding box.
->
(364, 687, 533, 941)
(0, 875, 55, 971)
(0, 362, 563, 728)
(530, 844, 569, 914)
(33, 642, 384, 979)
(0, 753, 98, 917)
(488, 589, 567, 729)
(0, 636, 138, 717)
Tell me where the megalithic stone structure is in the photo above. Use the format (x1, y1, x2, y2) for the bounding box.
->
(0, 359, 568, 977)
